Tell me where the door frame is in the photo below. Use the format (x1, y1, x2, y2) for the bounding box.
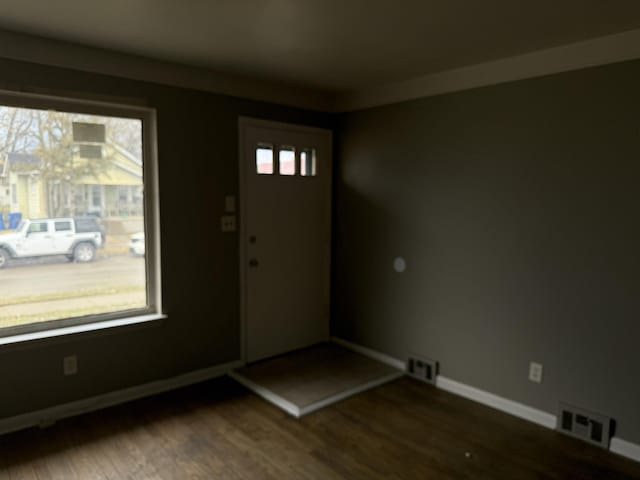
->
(238, 117, 333, 363)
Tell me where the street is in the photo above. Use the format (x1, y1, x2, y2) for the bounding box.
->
(0, 254, 147, 328)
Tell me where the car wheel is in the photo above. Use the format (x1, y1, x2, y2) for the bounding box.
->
(0, 249, 8, 269)
(73, 243, 96, 263)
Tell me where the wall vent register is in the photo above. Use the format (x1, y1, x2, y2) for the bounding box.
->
(558, 402, 612, 449)
(407, 354, 438, 385)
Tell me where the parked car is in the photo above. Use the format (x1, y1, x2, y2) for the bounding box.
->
(0, 217, 104, 268)
(129, 232, 145, 256)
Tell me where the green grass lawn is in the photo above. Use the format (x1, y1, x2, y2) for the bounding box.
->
(0, 285, 146, 328)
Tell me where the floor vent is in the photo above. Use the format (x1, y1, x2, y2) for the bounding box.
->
(407, 355, 437, 385)
(558, 402, 611, 449)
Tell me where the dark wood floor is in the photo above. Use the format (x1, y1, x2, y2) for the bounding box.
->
(1, 376, 639, 479)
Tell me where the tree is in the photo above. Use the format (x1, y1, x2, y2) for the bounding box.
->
(0, 107, 36, 212)
(31, 111, 111, 216)
(1, 106, 143, 217)
(0, 107, 36, 158)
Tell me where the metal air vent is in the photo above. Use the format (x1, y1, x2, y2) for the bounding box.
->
(558, 402, 611, 449)
(407, 354, 438, 385)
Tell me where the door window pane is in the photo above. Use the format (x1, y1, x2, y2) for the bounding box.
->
(300, 148, 317, 177)
(279, 146, 296, 176)
(256, 145, 274, 174)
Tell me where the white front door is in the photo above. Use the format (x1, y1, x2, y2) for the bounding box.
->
(240, 118, 332, 362)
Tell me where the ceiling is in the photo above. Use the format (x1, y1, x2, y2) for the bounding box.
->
(0, 0, 640, 94)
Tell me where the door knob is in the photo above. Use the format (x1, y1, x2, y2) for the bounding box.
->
(249, 258, 259, 267)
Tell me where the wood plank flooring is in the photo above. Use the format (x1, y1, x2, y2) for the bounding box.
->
(1, 376, 639, 479)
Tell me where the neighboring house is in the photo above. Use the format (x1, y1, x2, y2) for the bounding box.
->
(69, 142, 144, 218)
(2, 142, 142, 221)
(3, 152, 44, 219)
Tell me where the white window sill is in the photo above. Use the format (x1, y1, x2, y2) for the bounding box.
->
(0, 314, 166, 347)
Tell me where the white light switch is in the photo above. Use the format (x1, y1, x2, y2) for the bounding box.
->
(221, 215, 236, 232)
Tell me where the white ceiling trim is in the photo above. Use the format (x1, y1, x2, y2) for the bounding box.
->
(0, 29, 333, 112)
(334, 28, 640, 112)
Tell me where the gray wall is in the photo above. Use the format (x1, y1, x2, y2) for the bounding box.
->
(0, 57, 330, 419)
(333, 60, 640, 443)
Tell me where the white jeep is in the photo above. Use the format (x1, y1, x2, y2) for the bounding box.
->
(0, 217, 104, 268)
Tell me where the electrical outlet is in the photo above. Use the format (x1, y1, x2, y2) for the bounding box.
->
(63, 355, 78, 376)
(221, 215, 236, 232)
(529, 361, 543, 383)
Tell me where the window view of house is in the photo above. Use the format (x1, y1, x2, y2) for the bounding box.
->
(0, 105, 148, 331)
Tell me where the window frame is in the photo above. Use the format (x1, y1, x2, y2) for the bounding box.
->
(0, 88, 163, 343)
(55, 221, 73, 232)
(27, 221, 49, 234)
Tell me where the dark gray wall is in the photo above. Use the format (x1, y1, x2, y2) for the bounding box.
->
(0, 57, 331, 419)
(333, 60, 640, 443)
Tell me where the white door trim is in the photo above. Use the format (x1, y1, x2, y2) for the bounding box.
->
(238, 117, 332, 363)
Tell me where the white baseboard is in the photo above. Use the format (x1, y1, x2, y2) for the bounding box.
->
(0, 360, 244, 436)
(330, 336, 406, 370)
(332, 336, 556, 429)
(610, 437, 640, 463)
(434, 376, 557, 429)
(331, 337, 640, 464)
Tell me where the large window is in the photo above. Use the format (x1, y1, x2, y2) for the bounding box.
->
(0, 91, 161, 339)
